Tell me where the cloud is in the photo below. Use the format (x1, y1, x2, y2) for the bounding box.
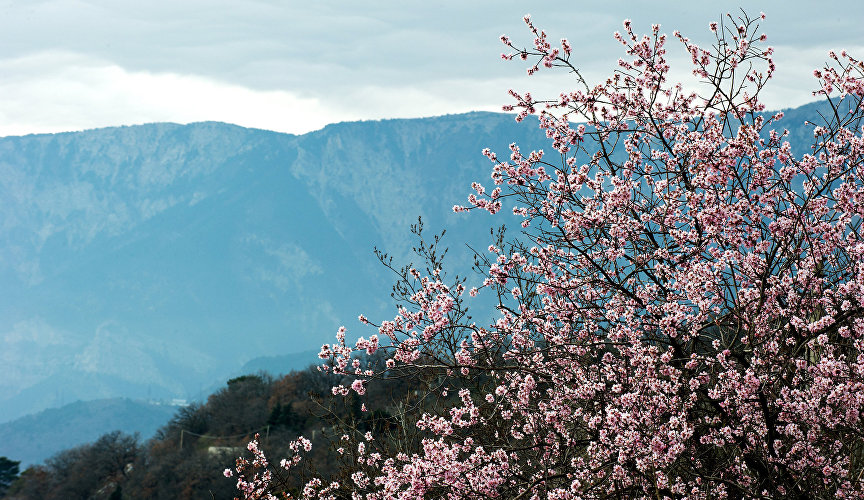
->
(0, 51, 517, 137)
(0, 2, 862, 136)
(761, 44, 864, 110)
(0, 51, 359, 136)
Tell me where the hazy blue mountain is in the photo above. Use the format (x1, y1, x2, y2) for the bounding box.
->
(0, 398, 179, 467)
(0, 112, 542, 425)
(0, 102, 833, 430)
(238, 349, 322, 376)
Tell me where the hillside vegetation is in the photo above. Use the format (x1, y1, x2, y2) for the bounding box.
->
(3, 363, 368, 499)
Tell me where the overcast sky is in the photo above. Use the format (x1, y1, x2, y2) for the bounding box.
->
(0, 0, 862, 137)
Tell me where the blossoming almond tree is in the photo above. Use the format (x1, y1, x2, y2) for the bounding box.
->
(229, 11, 864, 499)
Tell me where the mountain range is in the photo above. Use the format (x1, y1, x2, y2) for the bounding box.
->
(0, 102, 832, 464)
(0, 398, 178, 467)
(0, 111, 546, 425)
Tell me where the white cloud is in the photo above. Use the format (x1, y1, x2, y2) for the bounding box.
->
(0, 51, 527, 137)
(0, 51, 360, 136)
(762, 44, 864, 110)
(0, 3, 862, 136)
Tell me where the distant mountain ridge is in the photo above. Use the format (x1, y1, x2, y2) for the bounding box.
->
(0, 398, 179, 467)
(239, 349, 322, 376)
(0, 103, 833, 430)
(0, 111, 540, 425)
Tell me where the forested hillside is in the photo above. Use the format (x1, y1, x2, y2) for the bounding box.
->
(3, 363, 380, 499)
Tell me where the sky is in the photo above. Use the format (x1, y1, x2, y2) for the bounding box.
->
(0, 0, 862, 137)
